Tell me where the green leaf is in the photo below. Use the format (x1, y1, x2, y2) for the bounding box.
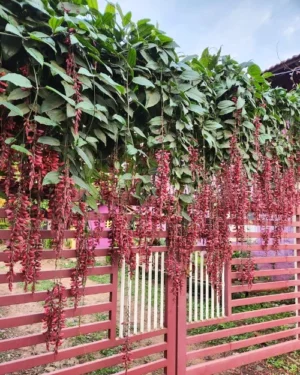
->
(112, 114, 126, 125)
(34, 115, 58, 127)
(149, 116, 161, 126)
(1, 102, 23, 116)
(49, 16, 64, 32)
(94, 129, 107, 145)
(29, 31, 56, 52)
(219, 107, 235, 115)
(189, 104, 206, 115)
(0, 73, 32, 88)
(11, 145, 32, 156)
(46, 86, 75, 106)
(248, 64, 262, 78)
(8, 88, 31, 101)
(181, 211, 192, 222)
(128, 48, 137, 68)
(5, 24, 22, 37)
(72, 175, 94, 194)
(180, 70, 201, 81)
(42, 171, 60, 185)
(62, 81, 76, 98)
(202, 130, 217, 148)
(133, 127, 146, 138)
(24, 46, 44, 66)
(25, 0, 50, 15)
(132, 76, 155, 88)
(87, 0, 99, 10)
(179, 194, 193, 204)
(218, 100, 235, 109)
(41, 94, 64, 113)
(243, 121, 254, 129)
(76, 147, 93, 169)
(204, 121, 223, 131)
(5, 137, 16, 145)
(236, 97, 245, 110)
(145, 90, 160, 108)
(105, 3, 116, 14)
(127, 144, 138, 155)
(78, 67, 94, 77)
(37, 136, 60, 146)
(45, 62, 73, 84)
(86, 196, 98, 210)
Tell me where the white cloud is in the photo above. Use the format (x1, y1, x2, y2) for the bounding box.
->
(284, 26, 296, 37)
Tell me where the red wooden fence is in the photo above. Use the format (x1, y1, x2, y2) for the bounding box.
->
(0, 208, 300, 374)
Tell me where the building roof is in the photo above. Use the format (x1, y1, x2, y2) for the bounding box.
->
(265, 54, 300, 91)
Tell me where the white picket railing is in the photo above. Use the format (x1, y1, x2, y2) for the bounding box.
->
(188, 251, 225, 323)
(118, 251, 165, 338)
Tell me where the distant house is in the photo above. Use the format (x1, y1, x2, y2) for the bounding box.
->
(266, 54, 300, 91)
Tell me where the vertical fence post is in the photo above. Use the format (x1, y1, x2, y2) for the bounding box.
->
(109, 258, 118, 341)
(164, 266, 176, 375)
(177, 272, 187, 375)
(296, 210, 300, 339)
(225, 261, 232, 317)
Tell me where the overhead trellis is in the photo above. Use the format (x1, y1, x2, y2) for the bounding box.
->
(0, 0, 300, 356)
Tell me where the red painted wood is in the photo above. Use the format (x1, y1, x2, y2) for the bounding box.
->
(186, 340, 300, 375)
(224, 261, 232, 317)
(231, 256, 300, 265)
(0, 302, 112, 329)
(187, 303, 300, 330)
(187, 328, 300, 360)
(231, 291, 300, 307)
(187, 316, 300, 345)
(113, 359, 168, 375)
(109, 260, 118, 341)
(0, 284, 112, 306)
(232, 268, 299, 278)
(0, 266, 112, 284)
(296, 213, 300, 339)
(41, 343, 167, 375)
(164, 265, 176, 375)
(0, 248, 110, 262)
(0, 320, 112, 351)
(0, 330, 167, 375)
(177, 273, 187, 375)
(231, 279, 300, 293)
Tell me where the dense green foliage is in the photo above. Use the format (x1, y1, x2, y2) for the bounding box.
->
(0, 0, 299, 204)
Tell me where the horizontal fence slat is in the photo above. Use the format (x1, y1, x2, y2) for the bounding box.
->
(231, 280, 300, 293)
(41, 343, 167, 375)
(187, 327, 300, 360)
(0, 302, 112, 329)
(113, 359, 167, 375)
(0, 266, 112, 284)
(232, 291, 300, 307)
(0, 329, 167, 375)
(232, 268, 299, 278)
(0, 248, 110, 262)
(186, 339, 300, 375)
(186, 316, 300, 345)
(0, 320, 112, 351)
(187, 303, 300, 330)
(0, 284, 112, 306)
(231, 256, 300, 265)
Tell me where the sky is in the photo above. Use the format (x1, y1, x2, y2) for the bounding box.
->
(113, 0, 300, 70)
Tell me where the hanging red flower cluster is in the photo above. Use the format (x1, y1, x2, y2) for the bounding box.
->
(49, 169, 76, 260)
(71, 202, 96, 308)
(21, 203, 44, 292)
(5, 192, 31, 291)
(43, 283, 67, 353)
